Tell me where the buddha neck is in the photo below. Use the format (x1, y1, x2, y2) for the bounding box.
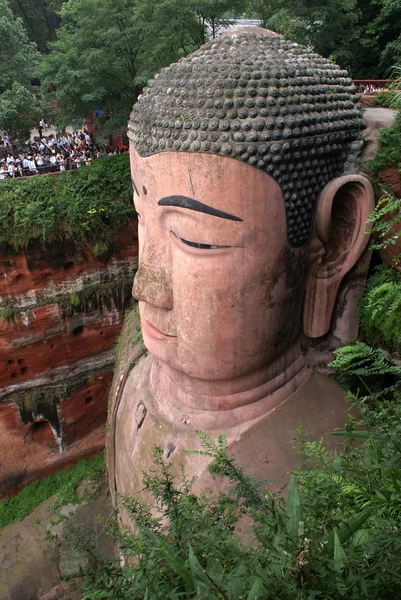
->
(150, 341, 310, 430)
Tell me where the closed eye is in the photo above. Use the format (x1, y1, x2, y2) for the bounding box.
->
(175, 233, 230, 250)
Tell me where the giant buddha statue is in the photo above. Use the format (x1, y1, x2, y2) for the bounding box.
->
(107, 28, 375, 517)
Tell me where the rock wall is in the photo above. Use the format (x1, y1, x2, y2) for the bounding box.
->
(0, 223, 138, 498)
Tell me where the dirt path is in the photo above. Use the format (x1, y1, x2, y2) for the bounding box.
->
(362, 107, 396, 162)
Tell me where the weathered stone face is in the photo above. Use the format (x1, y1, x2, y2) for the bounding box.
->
(107, 29, 376, 521)
(131, 146, 308, 384)
(129, 28, 364, 247)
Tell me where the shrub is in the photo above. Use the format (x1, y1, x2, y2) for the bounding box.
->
(366, 192, 401, 269)
(0, 155, 134, 251)
(367, 116, 401, 175)
(0, 452, 105, 528)
(373, 90, 397, 108)
(82, 386, 401, 600)
(358, 266, 401, 354)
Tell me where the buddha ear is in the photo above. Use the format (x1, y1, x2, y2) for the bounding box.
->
(303, 174, 375, 338)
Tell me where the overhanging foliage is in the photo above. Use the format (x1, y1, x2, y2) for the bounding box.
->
(0, 154, 134, 250)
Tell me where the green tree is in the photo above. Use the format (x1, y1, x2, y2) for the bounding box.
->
(247, 0, 401, 77)
(8, 0, 66, 53)
(357, 0, 401, 77)
(0, 0, 40, 139)
(247, 0, 359, 71)
(39, 0, 246, 137)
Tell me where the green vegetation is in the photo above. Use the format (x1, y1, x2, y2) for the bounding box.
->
(374, 90, 396, 107)
(368, 68, 401, 174)
(20, 0, 401, 137)
(0, 299, 17, 322)
(8, 0, 66, 53)
(367, 118, 401, 175)
(247, 0, 401, 78)
(0, 272, 134, 323)
(38, 0, 247, 136)
(12, 384, 70, 413)
(0, 0, 40, 138)
(367, 191, 401, 264)
(0, 452, 105, 528)
(358, 266, 401, 354)
(330, 340, 401, 397)
(0, 154, 134, 250)
(82, 379, 401, 599)
(2, 0, 401, 139)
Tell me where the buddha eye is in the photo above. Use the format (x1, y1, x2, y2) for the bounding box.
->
(175, 233, 229, 250)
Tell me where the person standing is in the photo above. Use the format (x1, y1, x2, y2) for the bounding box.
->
(7, 160, 15, 178)
(36, 153, 44, 172)
(28, 155, 37, 175)
(59, 154, 66, 172)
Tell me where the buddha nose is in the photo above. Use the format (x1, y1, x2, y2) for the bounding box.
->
(132, 240, 173, 310)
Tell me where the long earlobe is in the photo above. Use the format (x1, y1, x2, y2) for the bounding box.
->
(303, 175, 375, 338)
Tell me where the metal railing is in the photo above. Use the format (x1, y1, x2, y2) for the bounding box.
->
(0, 157, 97, 181)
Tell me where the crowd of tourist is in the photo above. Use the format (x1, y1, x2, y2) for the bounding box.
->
(0, 125, 126, 181)
(362, 84, 388, 94)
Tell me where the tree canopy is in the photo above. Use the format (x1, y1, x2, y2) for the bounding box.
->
(0, 0, 40, 139)
(2, 0, 401, 139)
(8, 0, 66, 53)
(38, 0, 248, 137)
(247, 0, 401, 78)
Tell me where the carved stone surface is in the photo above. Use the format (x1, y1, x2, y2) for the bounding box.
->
(0, 226, 138, 498)
(108, 28, 375, 515)
(130, 29, 364, 246)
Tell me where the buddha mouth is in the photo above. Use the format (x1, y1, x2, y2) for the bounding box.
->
(142, 318, 177, 341)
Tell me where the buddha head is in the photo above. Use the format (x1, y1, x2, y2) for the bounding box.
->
(128, 28, 374, 392)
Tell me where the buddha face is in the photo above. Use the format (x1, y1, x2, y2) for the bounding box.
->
(131, 146, 309, 381)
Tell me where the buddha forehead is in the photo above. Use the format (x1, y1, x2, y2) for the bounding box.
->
(129, 28, 364, 247)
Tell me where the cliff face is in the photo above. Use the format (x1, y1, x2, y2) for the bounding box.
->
(0, 224, 138, 498)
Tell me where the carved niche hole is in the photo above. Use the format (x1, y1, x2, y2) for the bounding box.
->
(72, 325, 84, 336)
(85, 396, 93, 405)
(64, 261, 75, 270)
(7, 359, 14, 365)
(10, 372, 17, 379)
(100, 331, 104, 336)
(17, 358, 27, 375)
(31, 420, 53, 445)
(142, 185, 147, 195)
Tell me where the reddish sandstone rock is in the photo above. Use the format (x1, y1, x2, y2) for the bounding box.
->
(0, 224, 138, 498)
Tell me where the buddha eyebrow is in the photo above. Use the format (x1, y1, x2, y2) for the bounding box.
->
(158, 195, 243, 222)
(131, 176, 139, 196)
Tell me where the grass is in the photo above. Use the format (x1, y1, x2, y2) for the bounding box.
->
(0, 451, 105, 529)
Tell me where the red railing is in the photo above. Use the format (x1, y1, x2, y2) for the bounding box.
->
(353, 79, 393, 92)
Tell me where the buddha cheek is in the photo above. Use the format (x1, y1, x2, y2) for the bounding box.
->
(168, 249, 240, 379)
(169, 249, 280, 379)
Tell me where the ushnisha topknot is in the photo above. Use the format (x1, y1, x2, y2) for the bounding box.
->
(129, 27, 364, 247)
